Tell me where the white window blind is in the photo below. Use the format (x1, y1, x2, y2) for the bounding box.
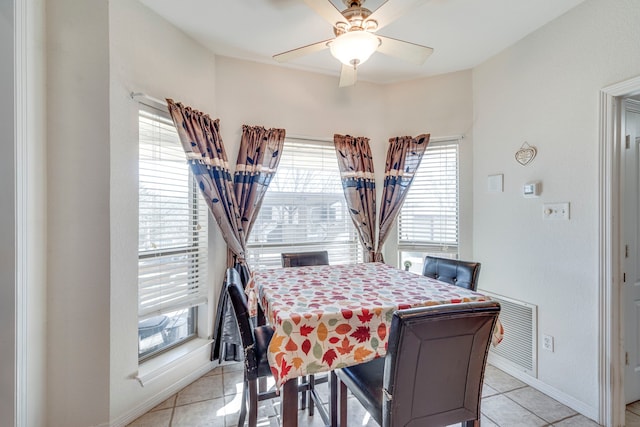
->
(138, 106, 208, 319)
(247, 137, 363, 269)
(398, 139, 459, 253)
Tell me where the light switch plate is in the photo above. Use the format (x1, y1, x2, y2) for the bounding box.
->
(487, 174, 503, 193)
(543, 202, 570, 220)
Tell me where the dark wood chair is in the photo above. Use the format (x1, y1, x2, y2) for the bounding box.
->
(226, 267, 275, 427)
(422, 256, 482, 291)
(281, 250, 331, 422)
(226, 267, 310, 427)
(335, 301, 500, 427)
(281, 250, 329, 267)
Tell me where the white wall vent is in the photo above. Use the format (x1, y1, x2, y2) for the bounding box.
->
(481, 291, 537, 377)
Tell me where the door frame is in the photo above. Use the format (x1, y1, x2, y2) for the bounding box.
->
(599, 75, 640, 427)
(622, 99, 640, 403)
(10, 0, 28, 424)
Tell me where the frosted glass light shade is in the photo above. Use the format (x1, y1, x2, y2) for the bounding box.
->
(329, 31, 380, 67)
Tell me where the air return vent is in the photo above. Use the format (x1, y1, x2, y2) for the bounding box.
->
(482, 291, 537, 377)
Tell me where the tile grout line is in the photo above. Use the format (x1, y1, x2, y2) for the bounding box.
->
(551, 412, 586, 425)
(496, 388, 564, 426)
(480, 383, 527, 427)
(480, 408, 501, 427)
(480, 387, 506, 427)
(168, 394, 176, 427)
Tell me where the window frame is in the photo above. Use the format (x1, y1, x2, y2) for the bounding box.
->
(136, 101, 208, 361)
(246, 136, 363, 269)
(397, 137, 461, 272)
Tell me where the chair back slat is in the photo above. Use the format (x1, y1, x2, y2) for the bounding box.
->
(281, 251, 329, 267)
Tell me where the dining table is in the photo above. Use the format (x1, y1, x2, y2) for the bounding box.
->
(246, 261, 504, 427)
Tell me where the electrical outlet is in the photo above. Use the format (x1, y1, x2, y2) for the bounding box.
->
(542, 334, 554, 352)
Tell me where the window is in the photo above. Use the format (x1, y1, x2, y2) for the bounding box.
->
(137, 104, 208, 361)
(247, 137, 363, 269)
(398, 138, 459, 274)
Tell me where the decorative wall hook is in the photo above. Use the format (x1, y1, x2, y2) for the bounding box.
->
(515, 142, 537, 166)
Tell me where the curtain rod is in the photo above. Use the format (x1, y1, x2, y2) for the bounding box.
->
(287, 134, 464, 143)
(286, 134, 333, 143)
(130, 92, 167, 109)
(430, 134, 464, 142)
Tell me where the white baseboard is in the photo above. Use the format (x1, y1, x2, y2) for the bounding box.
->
(108, 360, 219, 427)
(488, 356, 599, 422)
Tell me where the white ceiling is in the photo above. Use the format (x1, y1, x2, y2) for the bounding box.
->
(140, 0, 584, 85)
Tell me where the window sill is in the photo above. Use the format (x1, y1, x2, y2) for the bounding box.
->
(134, 337, 213, 387)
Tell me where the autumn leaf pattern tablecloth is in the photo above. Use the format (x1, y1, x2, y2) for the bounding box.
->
(247, 262, 502, 389)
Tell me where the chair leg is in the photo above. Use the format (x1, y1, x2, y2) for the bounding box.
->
(248, 378, 258, 427)
(308, 374, 315, 416)
(238, 380, 248, 427)
(300, 376, 307, 410)
(462, 420, 479, 427)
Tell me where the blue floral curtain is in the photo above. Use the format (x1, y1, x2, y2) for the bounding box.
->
(375, 134, 430, 262)
(167, 99, 246, 261)
(235, 125, 285, 239)
(166, 99, 285, 361)
(234, 125, 285, 326)
(334, 134, 377, 262)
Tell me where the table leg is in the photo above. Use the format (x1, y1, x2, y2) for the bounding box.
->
(338, 375, 347, 427)
(281, 378, 298, 427)
(330, 371, 338, 427)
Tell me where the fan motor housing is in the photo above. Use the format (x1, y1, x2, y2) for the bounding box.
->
(334, 4, 376, 35)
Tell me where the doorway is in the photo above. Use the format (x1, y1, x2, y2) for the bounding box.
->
(600, 76, 640, 427)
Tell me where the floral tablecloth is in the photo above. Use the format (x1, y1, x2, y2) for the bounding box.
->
(246, 262, 503, 389)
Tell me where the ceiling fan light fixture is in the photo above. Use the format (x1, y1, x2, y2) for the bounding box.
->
(329, 31, 380, 67)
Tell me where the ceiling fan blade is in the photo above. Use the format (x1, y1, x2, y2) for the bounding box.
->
(377, 35, 433, 65)
(273, 39, 332, 63)
(366, 0, 429, 31)
(339, 64, 357, 87)
(303, 0, 349, 28)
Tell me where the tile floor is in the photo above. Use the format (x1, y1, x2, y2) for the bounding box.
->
(128, 362, 636, 426)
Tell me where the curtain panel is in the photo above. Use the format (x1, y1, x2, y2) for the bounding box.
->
(166, 99, 285, 361)
(166, 99, 244, 361)
(234, 125, 286, 239)
(334, 134, 377, 262)
(375, 134, 430, 262)
(166, 99, 246, 261)
(233, 125, 285, 325)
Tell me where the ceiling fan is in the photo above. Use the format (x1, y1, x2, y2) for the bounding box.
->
(273, 0, 433, 87)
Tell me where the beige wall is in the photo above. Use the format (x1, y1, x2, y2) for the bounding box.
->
(47, 0, 111, 425)
(215, 56, 390, 197)
(109, 0, 219, 423)
(473, 0, 640, 418)
(214, 56, 389, 256)
(382, 70, 475, 261)
(46, 0, 221, 424)
(214, 58, 475, 265)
